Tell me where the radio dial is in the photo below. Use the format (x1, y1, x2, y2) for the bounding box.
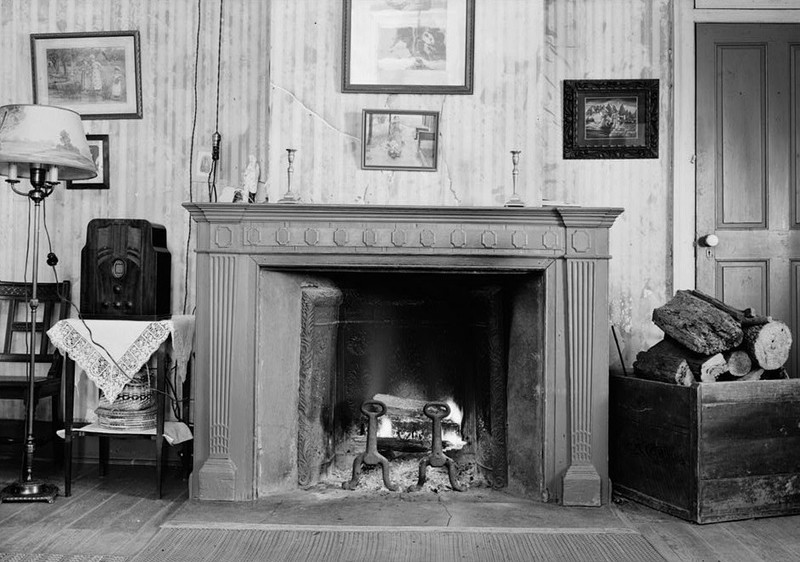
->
(111, 259, 126, 279)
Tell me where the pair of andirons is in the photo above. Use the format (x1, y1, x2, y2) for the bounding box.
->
(342, 399, 466, 492)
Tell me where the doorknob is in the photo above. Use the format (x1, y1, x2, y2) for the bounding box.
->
(698, 234, 719, 247)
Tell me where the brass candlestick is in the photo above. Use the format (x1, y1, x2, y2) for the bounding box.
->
(278, 148, 301, 204)
(504, 150, 525, 207)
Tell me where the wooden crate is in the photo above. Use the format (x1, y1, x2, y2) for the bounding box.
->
(610, 374, 800, 524)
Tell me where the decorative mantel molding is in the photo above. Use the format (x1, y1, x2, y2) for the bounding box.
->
(185, 203, 619, 259)
(185, 203, 622, 505)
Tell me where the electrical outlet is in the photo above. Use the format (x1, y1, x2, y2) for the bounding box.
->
(197, 151, 212, 175)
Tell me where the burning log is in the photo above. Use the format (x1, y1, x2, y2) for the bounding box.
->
(373, 393, 460, 440)
(651, 290, 743, 355)
(742, 321, 793, 370)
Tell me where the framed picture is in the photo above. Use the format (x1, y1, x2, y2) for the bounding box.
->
(362, 109, 439, 171)
(343, 0, 475, 94)
(67, 134, 109, 189)
(31, 31, 142, 120)
(563, 79, 659, 159)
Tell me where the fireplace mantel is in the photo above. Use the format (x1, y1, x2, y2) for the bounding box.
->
(184, 203, 622, 505)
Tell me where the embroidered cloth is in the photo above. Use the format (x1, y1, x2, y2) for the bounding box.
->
(47, 317, 194, 404)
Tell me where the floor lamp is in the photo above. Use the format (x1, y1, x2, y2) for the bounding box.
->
(0, 104, 97, 503)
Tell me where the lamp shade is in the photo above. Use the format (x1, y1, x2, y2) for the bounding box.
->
(0, 104, 97, 181)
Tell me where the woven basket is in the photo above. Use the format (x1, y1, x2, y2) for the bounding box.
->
(95, 367, 156, 430)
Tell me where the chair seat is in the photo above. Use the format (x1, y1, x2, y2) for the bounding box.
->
(0, 280, 71, 458)
(0, 375, 56, 382)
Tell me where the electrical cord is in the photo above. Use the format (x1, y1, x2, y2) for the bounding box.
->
(207, 0, 225, 203)
(183, 0, 203, 315)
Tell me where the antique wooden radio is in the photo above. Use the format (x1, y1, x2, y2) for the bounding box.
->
(80, 219, 171, 320)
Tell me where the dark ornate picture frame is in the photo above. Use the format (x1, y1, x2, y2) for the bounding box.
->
(67, 134, 110, 189)
(563, 79, 659, 159)
(31, 31, 143, 120)
(362, 109, 439, 171)
(342, 0, 475, 94)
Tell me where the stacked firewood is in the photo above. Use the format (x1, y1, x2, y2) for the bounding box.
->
(633, 290, 793, 385)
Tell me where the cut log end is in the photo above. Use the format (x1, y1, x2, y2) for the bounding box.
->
(724, 349, 753, 378)
(743, 321, 793, 370)
(699, 353, 727, 383)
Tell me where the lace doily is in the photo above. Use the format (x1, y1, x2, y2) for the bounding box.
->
(47, 319, 172, 404)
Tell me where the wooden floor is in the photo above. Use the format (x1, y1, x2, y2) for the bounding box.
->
(0, 455, 188, 558)
(1, 456, 800, 562)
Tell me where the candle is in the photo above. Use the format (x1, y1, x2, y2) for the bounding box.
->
(7, 163, 17, 180)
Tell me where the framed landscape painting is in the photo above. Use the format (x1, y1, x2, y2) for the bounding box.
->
(362, 109, 439, 171)
(563, 79, 659, 159)
(343, 0, 475, 94)
(31, 31, 142, 120)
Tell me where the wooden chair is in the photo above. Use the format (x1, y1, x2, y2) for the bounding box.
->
(0, 280, 71, 459)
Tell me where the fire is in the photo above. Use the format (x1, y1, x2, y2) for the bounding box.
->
(443, 398, 466, 448)
(444, 398, 463, 425)
(377, 415, 393, 438)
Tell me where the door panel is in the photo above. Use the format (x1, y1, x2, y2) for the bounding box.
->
(794, 45, 800, 228)
(716, 260, 768, 314)
(719, 45, 767, 226)
(697, 24, 799, 376)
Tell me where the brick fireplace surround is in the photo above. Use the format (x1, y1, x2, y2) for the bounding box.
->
(184, 203, 622, 506)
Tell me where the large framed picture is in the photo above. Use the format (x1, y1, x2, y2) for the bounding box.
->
(67, 134, 109, 190)
(362, 109, 439, 171)
(31, 31, 143, 120)
(343, 0, 475, 94)
(563, 79, 659, 159)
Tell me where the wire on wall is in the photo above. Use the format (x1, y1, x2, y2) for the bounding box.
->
(207, 0, 225, 203)
(183, 0, 204, 316)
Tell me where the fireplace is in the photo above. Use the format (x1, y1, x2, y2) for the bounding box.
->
(285, 270, 524, 491)
(184, 204, 622, 506)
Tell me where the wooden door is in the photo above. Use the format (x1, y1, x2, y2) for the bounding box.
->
(696, 24, 800, 376)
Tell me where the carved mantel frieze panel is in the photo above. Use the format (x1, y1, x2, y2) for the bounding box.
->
(187, 204, 620, 262)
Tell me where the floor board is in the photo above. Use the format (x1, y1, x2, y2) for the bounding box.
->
(2, 459, 800, 561)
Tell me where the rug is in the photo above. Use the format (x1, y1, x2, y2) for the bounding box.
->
(0, 552, 128, 562)
(129, 524, 667, 562)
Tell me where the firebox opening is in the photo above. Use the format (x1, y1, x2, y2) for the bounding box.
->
(294, 270, 538, 491)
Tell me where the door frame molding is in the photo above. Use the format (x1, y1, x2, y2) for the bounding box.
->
(673, 4, 800, 291)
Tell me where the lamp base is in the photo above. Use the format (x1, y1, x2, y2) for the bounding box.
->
(1, 480, 59, 503)
(504, 195, 526, 208)
(277, 192, 301, 204)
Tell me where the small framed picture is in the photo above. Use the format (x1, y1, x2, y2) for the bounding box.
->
(31, 31, 143, 120)
(343, 0, 475, 94)
(563, 79, 659, 159)
(362, 109, 439, 171)
(67, 134, 109, 189)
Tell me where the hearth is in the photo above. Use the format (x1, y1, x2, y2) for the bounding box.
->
(184, 204, 622, 506)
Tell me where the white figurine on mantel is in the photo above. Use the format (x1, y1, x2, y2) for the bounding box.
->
(243, 155, 260, 203)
